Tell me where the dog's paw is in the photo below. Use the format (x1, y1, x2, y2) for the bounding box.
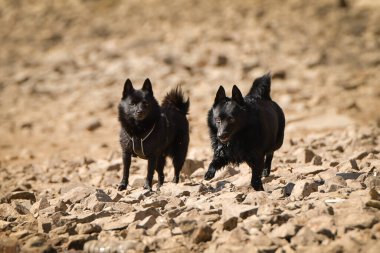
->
(251, 180, 264, 191)
(143, 181, 152, 191)
(172, 176, 179, 184)
(204, 169, 216, 180)
(118, 183, 128, 191)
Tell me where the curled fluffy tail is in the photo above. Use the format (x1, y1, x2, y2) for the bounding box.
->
(247, 73, 272, 100)
(162, 87, 190, 115)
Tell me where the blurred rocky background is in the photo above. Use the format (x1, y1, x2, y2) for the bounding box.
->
(0, 0, 379, 252)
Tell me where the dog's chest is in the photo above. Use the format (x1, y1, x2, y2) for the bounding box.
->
(218, 142, 251, 164)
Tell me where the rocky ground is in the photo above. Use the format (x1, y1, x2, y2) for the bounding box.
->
(1, 0, 380, 252)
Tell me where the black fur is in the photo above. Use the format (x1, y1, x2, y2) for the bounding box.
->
(118, 79, 190, 191)
(204, 74, 285, 191)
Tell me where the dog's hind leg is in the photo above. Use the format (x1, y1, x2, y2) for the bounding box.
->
(171, 135, 189, 183)
(248, 154, 265, 191)
(155, 156, 166, 188)
(262, 152, 273, 177)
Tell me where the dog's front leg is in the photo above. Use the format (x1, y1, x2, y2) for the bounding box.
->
(144, 156, 157, 191)
(247, 154, 265, 191)
(118, 152, 131, 191)
(204, 157, 228, 180)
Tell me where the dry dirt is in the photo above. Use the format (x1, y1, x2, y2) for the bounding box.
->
(1, 0, 380, 252)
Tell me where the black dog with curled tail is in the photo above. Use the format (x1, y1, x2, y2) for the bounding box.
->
(118, 79, 189, 191)
(204, 74, 285, 191)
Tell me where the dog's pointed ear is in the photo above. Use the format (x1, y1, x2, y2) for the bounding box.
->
(142, 78, 153, 95)
(232, 85, 244, 105)
(214, 86, 226, 105)
(122, 79, 134, 98)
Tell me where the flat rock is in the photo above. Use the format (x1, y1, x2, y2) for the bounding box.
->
(322, 176, 347, 192)
(336, 212, 378, 230)
(182, 159, 205, 177)
(290, 179, 318, 200)
(3, 191, 36, 203)
(61, 186, 95, 205)
(222, 203, 258, 220)
(67, 234, 97, 250)
(295, 165, 328, 175)
(243, 191, 269, 205)
(270, 223, 299, 240)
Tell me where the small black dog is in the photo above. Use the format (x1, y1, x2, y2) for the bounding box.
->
(118, 79, 189, 191)
(204, 74, 285, 191)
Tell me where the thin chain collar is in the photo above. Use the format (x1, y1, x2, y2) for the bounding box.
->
(132, 123, 156, 157)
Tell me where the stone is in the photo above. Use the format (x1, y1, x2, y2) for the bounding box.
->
(0, 239, 19, 253)
(223, 203, 258, 220)
(130, 176, 146, 188)
(290, 180, 318, 200)
(243, 191, 269, 205)
(371, 222, 380, 239)
(182, 159, 204, 177)
(106, 188, 123, 202)
(307, 215, 336, 238)
(83, 240, 141, 253)
(336, 172, 364, 180)
(101, 214, 135, 231)
(76, 223, 102, 234)
(9, 230, 31, 240)
(38, 218, 52, 233)
(322, 176, 347, 192)
(0, 203, 20, 221)
(295, 148, 315, 163)
(366, 176, 380, 191)
(312, 155, 323, 165)
(23, 235, 47, 248)
(30, 197, 50, 214)
(222, 216, 238, 231)
(336, 212, 378, 231)
(142, 198, 168, 209)
(67, 234, 97, 250)
(270, 223, 299, 240)
(216, 54, 228, 66)
(366, 200, 380, 209)
(284, 183, 295, 196)
(11, 200, 31, 215)
(83, 190, 113, 211)
(338, 159, 360, 172)
(82, 118, 102, 131)
(213, 166, 239, 181)
(137, 215, 157, 229)
(295, 165, 328, 175)
(61, 186, 95, 205)
(191, 168, 206, 178)
(134, 207, 160, 221)
(3, 191, 36, 203)
(0, 220, 11, 230)
(192, 223, 213, 243)
(291, 227, 322, 246)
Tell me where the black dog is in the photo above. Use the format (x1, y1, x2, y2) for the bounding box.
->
(117, 79, 189, 191)
(204, 74, 285, 191)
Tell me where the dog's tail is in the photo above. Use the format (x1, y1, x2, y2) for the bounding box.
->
(162, 87, 190, 115)
(247, 73, 272, 100)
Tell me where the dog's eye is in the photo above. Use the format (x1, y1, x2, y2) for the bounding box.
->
(215, 117, 221, 124)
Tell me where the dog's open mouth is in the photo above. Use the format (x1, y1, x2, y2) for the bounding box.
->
(218, 136, 231, 143)
(135, 112, 146, 120)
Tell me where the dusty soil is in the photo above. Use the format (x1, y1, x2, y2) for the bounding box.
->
(0, 0, 380, 252)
